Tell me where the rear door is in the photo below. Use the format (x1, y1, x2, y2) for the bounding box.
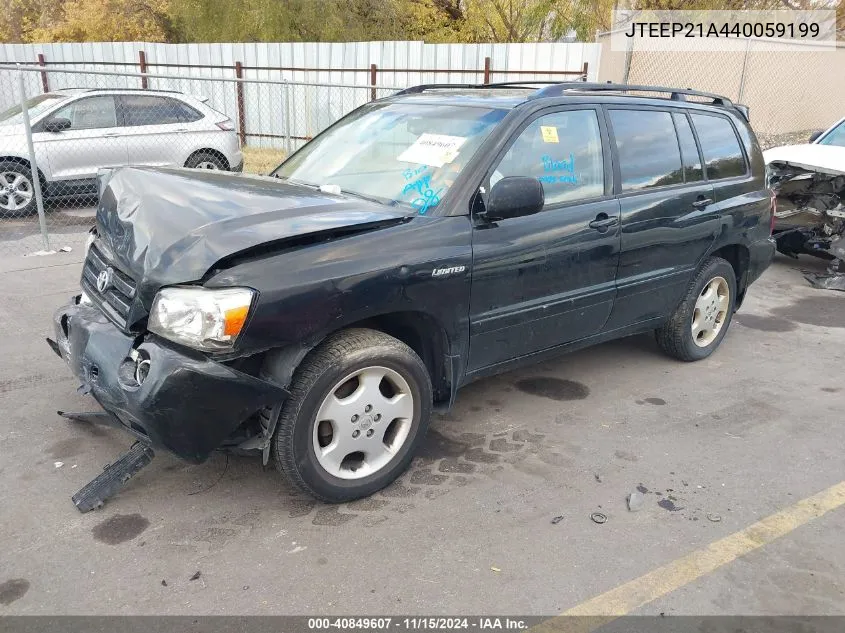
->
(602, 107, 718, 330)
(36, 95, 128, 183)
(117, 95, 208, 168)
(467, 106, 621, 371)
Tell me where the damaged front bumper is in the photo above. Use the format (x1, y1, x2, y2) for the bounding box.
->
(51, 298, 288, 463)
(768, 160, 845, 259)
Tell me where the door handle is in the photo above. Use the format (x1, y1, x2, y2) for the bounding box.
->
(588, 213, 619, 232)
(692, 197, 714, 208)
(101, 132, 119, 137)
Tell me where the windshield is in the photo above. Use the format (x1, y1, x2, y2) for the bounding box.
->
(818, 120, 845, 147)
(272, 102, 507, 214)
(0, 94, 68, 126)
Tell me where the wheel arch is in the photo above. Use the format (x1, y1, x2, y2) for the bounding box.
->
(708, 243, 750, 308)
(0, 155, 49, 183)
(261, 310, 454, 407)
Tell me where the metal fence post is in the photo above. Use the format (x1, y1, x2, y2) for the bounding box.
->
(37, 53, 49, 93)
(283, 80, 292, 156)
(235, 61, 246, 146)
(483, 57, 491, 84)
(138, 50, 148, 89)
(737, 38, 751, 103)
(370, 64, 377, 101)
(18, 71, 50, 252)
(622, 37, 633, 85)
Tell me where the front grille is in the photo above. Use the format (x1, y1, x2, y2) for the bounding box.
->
(81, 244, 138, 330)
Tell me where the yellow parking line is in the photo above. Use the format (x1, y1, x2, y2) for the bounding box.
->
(535, 480, 845, 631)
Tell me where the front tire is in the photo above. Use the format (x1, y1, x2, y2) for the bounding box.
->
(0, 161, 37, 217)
(655, 257, 737, 362)
(266, 328, 432, 503)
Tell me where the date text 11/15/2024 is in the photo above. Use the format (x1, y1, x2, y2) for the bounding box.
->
(307, 617, 530, 630)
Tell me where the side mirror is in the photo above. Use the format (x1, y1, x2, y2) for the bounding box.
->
(44, 117, 71, 133)
(808, 130, 823, 143)
(484, 176, 544, 221)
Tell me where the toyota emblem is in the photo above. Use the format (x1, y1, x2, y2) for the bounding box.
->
(96, 268, 113, 293)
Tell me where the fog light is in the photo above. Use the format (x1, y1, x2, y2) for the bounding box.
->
(120, 348, 151, 389)
(135, 357, 150, 385)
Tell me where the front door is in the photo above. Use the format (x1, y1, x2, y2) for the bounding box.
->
(467, 107, 621, 371)
(37, 95, 128, 183)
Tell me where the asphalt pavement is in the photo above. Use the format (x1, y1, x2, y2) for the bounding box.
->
(0, 249, 843, 616)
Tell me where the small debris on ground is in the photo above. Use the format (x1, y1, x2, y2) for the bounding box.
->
(189, 571, 201, 581)
(627, 490, 645, 512)
(551, 515, 564, 525)
(707, 513, 722, 522)
(54, 461, 64, 469)
(658, 499, 684, 512)
(594, 473, 602, 483)
(490, 566, 501, 573)
(161, 580, 167, 587)
(590, 512, 607, 524)
(59, 246, 73, 253)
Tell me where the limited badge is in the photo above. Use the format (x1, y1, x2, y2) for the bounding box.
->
(540, 126, 559, 143)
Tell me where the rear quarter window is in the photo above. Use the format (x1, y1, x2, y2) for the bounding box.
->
(690, 113, 747, 180)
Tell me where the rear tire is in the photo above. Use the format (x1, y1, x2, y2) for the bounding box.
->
(185, 152, 227, 171)
(655, 257, 737, 362)
(266, 328, 432, 503)
(0, 161, 37, 217)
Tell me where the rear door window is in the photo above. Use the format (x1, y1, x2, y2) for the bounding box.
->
(119, 95, 202, 126)
(609, 109, 683, 191)
(490, 109, 605, 206)
(690, 113, 746, 179)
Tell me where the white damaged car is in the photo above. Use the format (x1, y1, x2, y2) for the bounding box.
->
(764, 119, 845, 288)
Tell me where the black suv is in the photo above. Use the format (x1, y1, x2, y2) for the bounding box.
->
(51, 82, 775, 508)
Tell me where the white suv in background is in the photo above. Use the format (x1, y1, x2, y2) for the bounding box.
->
(0, 88, 243, 216)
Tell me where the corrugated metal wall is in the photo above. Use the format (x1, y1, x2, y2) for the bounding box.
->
(0, 40, 601, 84)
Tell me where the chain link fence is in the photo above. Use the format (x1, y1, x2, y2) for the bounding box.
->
(0, 64, 402, 256)
(595, 31, 845, 151)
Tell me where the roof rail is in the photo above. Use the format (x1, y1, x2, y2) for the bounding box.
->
(392, 80, 585, 97)
(390, 80, 748, 119)
(529, 82, 734, 106)
(54, 86, 186, 95)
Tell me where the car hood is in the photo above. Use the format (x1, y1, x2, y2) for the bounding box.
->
(763, 144, 845, 176)
(95, 167, 413, 305)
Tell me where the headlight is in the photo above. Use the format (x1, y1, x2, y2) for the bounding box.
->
(148, 287, 255, 351)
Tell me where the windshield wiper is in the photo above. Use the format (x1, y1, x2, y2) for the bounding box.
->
(332, 188, 389, 206)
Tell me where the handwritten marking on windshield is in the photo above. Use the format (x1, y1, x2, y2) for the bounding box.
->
(402, 173, 445, 215)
